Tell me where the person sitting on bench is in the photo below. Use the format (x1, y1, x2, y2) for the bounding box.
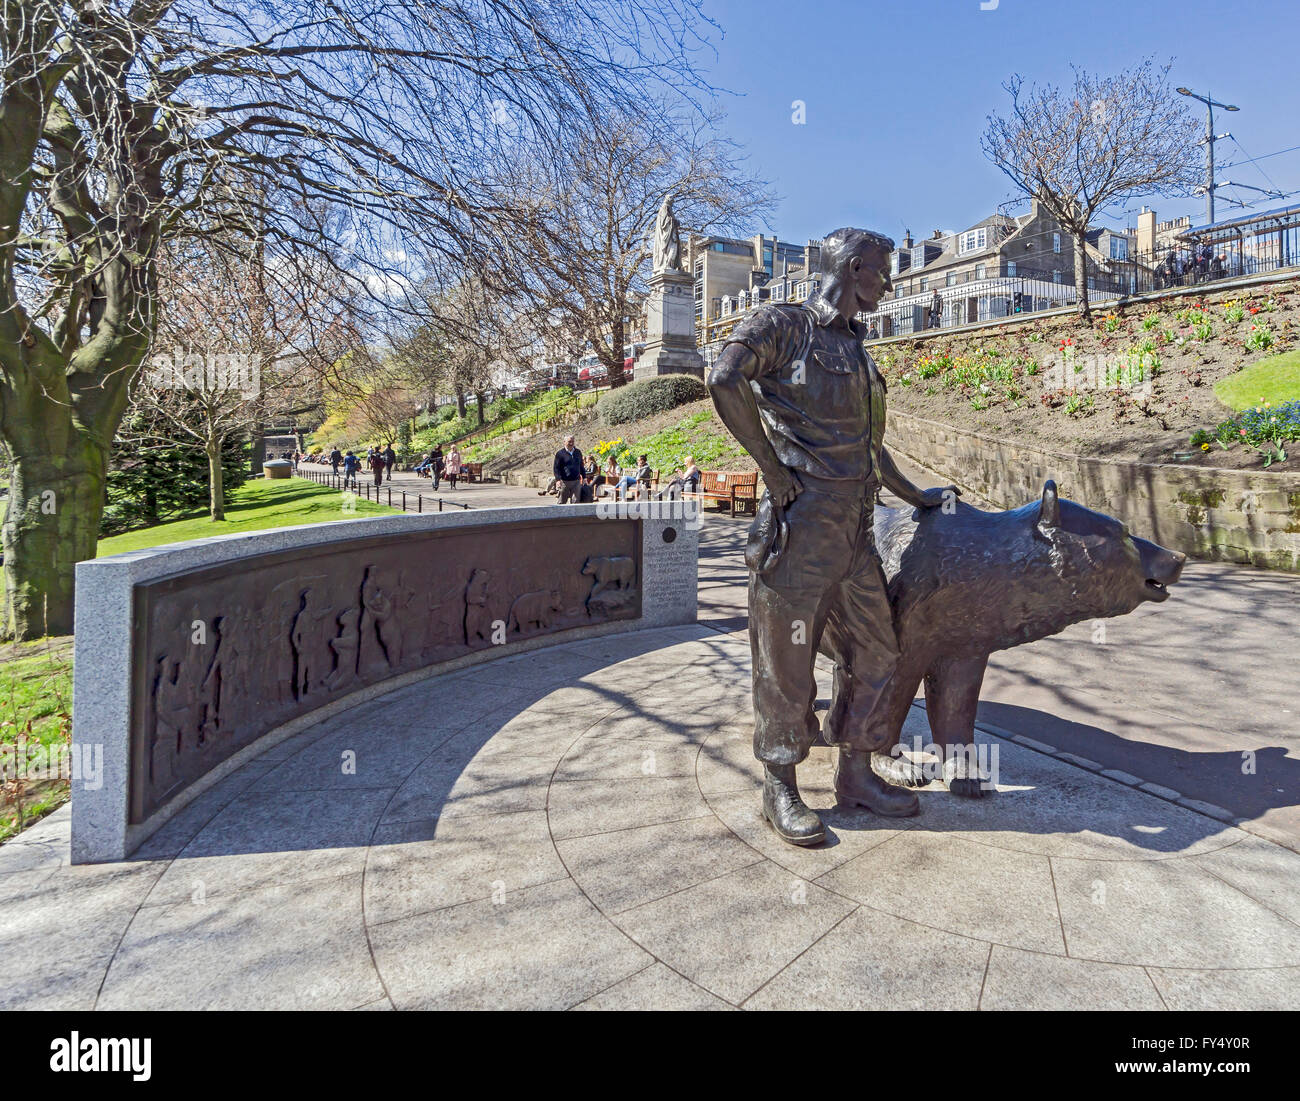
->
(661, 455, 701, 497)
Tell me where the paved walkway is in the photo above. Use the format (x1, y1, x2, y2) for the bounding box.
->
(301, 461, 553, 511)
(4, 625, 1299, 1010)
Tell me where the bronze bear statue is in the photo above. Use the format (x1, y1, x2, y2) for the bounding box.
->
(818, 480, 1187, 796)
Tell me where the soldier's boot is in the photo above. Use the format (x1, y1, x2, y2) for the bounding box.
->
(761, 764, 825, 847)
(834, 748, 920, 817)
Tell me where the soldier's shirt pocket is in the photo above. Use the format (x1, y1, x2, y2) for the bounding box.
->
(811, 349, 855, 374)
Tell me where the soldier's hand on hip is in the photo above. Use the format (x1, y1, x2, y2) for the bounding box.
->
(766, 467, 803, 507)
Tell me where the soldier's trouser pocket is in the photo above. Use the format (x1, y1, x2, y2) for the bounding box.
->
(744, 491, 779, 573)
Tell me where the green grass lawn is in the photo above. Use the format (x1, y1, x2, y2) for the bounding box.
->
(0, 637, 73, 842)
(1215, 350, 1300, 411)
(98, 475, 398, 556)
(2, 477, 398, 841)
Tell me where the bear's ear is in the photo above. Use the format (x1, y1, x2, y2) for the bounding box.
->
(1038, 480, 1061, 531)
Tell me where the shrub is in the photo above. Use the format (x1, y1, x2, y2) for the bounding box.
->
(597, 374, 707, 426)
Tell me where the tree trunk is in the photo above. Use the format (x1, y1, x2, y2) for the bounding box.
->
(2, 436, 109, 639)
(455, 388, 466, 418)
(1073, 231, 1092, 320)
(474, 390, 485, 425)
(607, 318, 628, 389)
(207, 438, 226, 522)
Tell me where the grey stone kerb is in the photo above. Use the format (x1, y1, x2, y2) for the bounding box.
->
(71, 502, 698, 863)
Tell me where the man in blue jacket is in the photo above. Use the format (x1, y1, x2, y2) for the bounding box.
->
(552, 435, 584, 504)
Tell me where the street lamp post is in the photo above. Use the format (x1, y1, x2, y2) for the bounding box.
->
(1177, 87, 1239, 225)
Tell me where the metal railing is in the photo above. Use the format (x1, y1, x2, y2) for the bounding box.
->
(442, 389, 583, 450)
(862, 244, 1300, 339)
(862, 275, 1096, 338)
(297, 463, 473, 511)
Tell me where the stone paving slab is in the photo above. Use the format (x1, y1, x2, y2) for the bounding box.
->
(4, 625, 1300, 1010)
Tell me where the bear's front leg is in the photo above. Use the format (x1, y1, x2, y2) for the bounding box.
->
(941, 752, 994, 798)
(924, 653, 993, 798)
(871, 750, 931, 788)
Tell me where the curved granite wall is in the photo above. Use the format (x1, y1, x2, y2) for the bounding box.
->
(888, 410, 1300, 571)
(71, 503, 698, 862)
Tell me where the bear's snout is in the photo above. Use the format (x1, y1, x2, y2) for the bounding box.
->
(1137, 539, 1186, 602)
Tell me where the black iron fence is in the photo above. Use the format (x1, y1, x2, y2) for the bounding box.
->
(298, 463, 473, 512)
(863, 276, 1092, 338)
(863, 239, 1300, 339)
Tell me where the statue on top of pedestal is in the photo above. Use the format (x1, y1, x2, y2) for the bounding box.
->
(652, 194, 682, 275)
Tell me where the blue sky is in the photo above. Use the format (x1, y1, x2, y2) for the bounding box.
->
(695, 0, 1300, 243)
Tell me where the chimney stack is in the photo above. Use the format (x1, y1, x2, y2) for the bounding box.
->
(1136, 209, 1157, 256)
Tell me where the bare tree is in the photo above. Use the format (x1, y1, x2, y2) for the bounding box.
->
(334, 349, 421, 448)
(981, 57, 1201, 318)
(0, 0, 718, 638)
(496, 105, 773, 388)
(390, 275, 533, 426)
(124, 232, 336, 520)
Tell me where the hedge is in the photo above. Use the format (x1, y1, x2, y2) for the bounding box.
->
(597, 374, 707, 426)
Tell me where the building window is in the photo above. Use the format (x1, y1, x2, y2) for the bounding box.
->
(910, 245, 925, 271)
(959, 228, 987, 255)
(1006, 260, 1017, 277)
(1052, 232, 1061, 254)
(894, 288, 902, 299)
(946, 272, 956, 286)
(1110, 236, 1128, 260)
(1052, 270, 1062, 284)
(890, 251, 901, 275)
(920, 277, 928, 292)
(975, 264, 986, 280)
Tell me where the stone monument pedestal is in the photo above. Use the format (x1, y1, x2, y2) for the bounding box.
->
(635, 269, 704, 379)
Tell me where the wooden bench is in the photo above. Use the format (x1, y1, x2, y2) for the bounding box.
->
(465, 462, 483, 483)
(596, 470, 659, 499)
(690, 470, 759, 514)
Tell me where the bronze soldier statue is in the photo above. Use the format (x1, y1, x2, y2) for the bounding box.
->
(707, 227, 959, 846)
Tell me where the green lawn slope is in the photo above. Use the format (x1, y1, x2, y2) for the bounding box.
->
(1214, 349, 1300, 411)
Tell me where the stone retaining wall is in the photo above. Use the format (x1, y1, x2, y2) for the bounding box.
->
(888, 410, 1300, 571)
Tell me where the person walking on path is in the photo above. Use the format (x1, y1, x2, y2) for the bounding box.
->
(553, 435, 584, 504)
(342, 450, 360, 489)
(329, 447, 342, 476)
(369, 449, 386, 487)
(431, 444, 445, 490)
(445, 447, 462, 489)
(384, 444, 396, 478)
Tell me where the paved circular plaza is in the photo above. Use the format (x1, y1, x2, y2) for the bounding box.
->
(4, 624, 1300, 1010)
